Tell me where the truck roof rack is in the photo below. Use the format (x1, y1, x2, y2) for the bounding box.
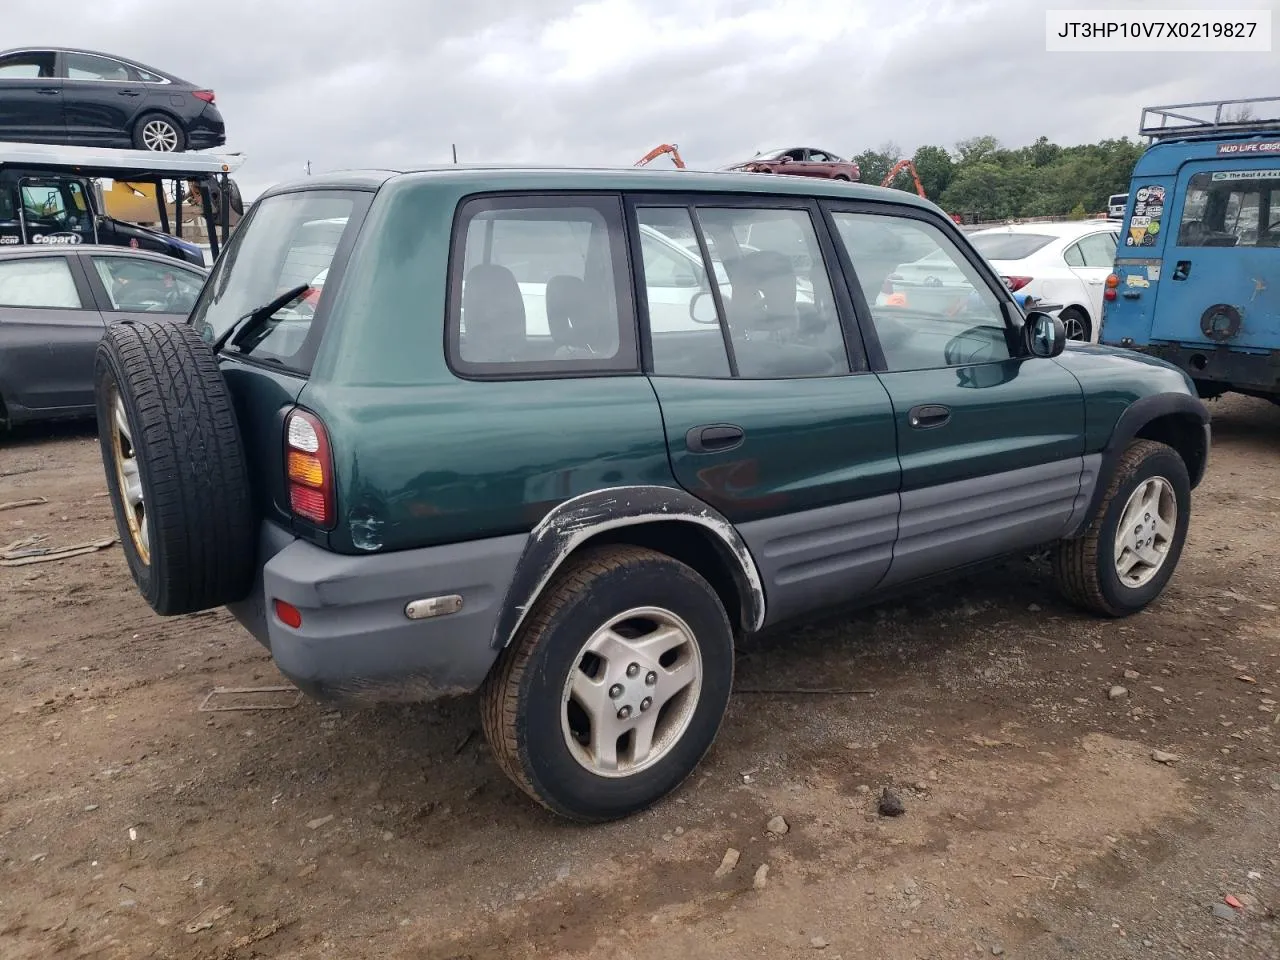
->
(1140, 96, 1280, 142)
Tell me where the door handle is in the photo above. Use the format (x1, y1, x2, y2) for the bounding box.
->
(37, 88, 59, 95)
(685, 423, 744, 453)
(119, 90, 141, 97)
(908, 404, 951, 429)
(1087, 279, 1103, 285)
(1172, 260, 1191, 281)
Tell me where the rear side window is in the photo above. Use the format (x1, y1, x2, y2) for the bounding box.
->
(190, 191, 369, 371)
(1178, 170, 1280, 248)
(65, 53, 137, 82)
(447, 195, 637, 377)
(969, 233, 1054, 261)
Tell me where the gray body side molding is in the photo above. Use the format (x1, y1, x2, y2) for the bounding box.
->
(492, 485, 767, 649)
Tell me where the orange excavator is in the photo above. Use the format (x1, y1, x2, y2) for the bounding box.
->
(880, 159, 927, 197)
(635, 143, 686, 169)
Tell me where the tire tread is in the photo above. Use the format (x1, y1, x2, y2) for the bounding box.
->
(96, 320, 255, 615)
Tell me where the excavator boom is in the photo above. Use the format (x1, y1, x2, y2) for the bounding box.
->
(880, 159, 927, 198)
(635, 143, 686, 169)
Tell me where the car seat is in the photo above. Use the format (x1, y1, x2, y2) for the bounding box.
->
(461, 264, 528, 363)
(723, 252, 838, 377)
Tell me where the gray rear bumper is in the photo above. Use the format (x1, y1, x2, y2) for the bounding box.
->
(227, 522, 526, 704)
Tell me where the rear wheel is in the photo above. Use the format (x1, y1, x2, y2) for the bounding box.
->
(481, 545, 734, 822)
(95, 320, 255, 615)
(133, 113, 186, 152)
(1053, 439, 1190, 617)
(1059, 307, 1092, 342)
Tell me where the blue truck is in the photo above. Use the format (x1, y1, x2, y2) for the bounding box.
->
(1100, 97, 1280, 404)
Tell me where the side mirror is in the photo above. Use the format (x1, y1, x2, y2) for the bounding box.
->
(689, 289, 719, 325)
(1023, 311, 1066, 358)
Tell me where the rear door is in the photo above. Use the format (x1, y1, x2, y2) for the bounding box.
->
(0, 253, 103, 415)
(0, 51, 63, 143)
(1150, 160, 1280, 350)
(825, 203, 1085, 589)
(632, 195, 901, 626)
(60, 52, 140, 146)
(1064, 228, 1119, 327)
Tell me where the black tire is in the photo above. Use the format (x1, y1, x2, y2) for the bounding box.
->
(481, 545, 734, 822)
(94, 320, 255, 615)
(1053, 439, 1191, 617)
(132, 112, 186, 152)
(1059, 306, 1092, 342)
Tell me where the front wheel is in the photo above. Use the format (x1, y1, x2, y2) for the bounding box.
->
(481, 545, 734, 822)
(1053, 439, 1190, 617)
(1059, 307, 1092, 342)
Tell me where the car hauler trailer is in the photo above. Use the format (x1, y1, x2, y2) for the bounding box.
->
(0, 140, 244, 266)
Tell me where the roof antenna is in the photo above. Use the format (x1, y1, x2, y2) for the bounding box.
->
(452, 144, 458, 164)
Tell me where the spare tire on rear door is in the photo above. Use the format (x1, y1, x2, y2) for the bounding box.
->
(94, 320, 257, 616)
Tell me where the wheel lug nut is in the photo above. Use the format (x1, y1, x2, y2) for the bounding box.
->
(617, 705, 632, 720)
(645, 671, 657, 686)
(609, 684, 624, 699)
(640, 697, 652, 711)
(626, 663, 639, 678)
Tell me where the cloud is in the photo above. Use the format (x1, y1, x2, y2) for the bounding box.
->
(4, 0, 1276, 197)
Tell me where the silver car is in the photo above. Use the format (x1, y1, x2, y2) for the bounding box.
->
(0, 244, 206, 427)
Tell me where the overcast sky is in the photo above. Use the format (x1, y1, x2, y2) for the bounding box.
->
(7, 0, 1279, 197)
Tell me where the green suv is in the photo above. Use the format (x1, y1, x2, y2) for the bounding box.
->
(93, 168, 1210, 822)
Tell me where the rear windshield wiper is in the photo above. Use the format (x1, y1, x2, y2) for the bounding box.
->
(212, 284, 310, 355)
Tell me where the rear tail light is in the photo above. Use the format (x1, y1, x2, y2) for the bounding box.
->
(192, 90, 216, 104)
(1002, 276, 1032, 292)
(285, 408, 334, 528)
(1104, 273, 1120, 301)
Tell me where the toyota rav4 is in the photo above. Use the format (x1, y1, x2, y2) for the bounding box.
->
(93, 167, 1210, 822)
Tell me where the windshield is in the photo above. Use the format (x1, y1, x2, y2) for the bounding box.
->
(969, 232, 1055, 261)
(190, 191, 367, 371)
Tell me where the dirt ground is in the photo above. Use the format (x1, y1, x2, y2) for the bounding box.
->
(2, 396, 1279, 960)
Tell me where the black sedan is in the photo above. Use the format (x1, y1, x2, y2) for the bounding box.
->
(0, 47, 225, 152)
(0, 245, 206, 427)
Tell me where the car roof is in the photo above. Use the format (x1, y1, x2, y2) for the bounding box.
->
(261, 165, 938, 212)
(970, 220, 1118, 238)
(0, 244, 207, 269)
(0, 47, 185, 84)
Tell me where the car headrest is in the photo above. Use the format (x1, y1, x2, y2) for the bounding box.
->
(462, 263, 526, 361)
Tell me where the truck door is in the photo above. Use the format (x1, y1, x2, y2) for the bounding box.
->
(16, 178, 98, 247)
(1151, 160, 1280, 351)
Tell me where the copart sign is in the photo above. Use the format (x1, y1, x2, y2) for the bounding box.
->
(30, 233, 83, 245)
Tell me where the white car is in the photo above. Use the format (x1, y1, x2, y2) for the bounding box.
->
(968, 221, 1122, 342)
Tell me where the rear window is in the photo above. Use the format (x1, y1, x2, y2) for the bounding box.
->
(969, 232, 1055, 261)
(1177, 170, 1280, 248)
(190, 191, 370, 371)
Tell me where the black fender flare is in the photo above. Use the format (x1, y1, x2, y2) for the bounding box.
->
(1066, 392, 1210, 538)
(491, 485, 766, 649)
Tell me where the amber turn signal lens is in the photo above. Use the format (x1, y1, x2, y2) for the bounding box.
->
(287, 450, 324, 487)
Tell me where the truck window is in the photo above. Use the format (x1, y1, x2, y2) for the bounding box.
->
(1178, 171, 1280, 248)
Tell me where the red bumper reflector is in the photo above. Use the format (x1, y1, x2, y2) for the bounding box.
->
(274, 599, 302, 629)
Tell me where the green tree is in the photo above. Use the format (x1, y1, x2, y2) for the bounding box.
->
(910, 144, 954, 200)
